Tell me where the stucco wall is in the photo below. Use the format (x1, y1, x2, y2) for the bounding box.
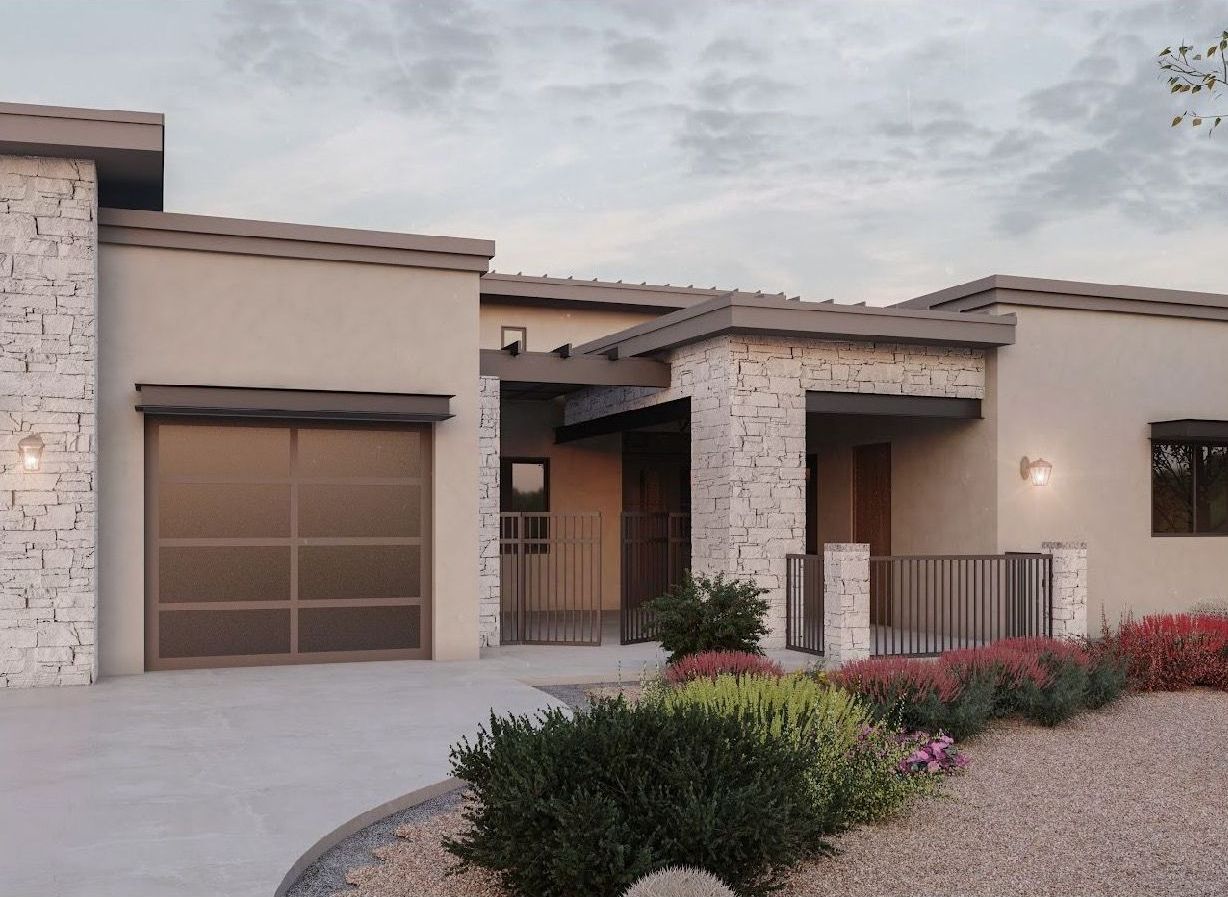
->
(0, 155, 98, 688)
(991, 304, 1228, 625)
(480, 301, 657, 351)
(500, 399, 622, 611)
(97, 244, 482, 673)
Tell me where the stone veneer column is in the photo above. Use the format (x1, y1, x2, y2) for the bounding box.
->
(822, 543, 871, 666)
(0, 155, 98, 688)
(1043, 541, 1087, 639)
(477, 375, 501, 647)
(690, 339, 807, 647)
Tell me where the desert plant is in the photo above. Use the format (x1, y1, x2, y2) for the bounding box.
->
(1081, 642, 1130, 709)
(445, 698, 832, 897)
(623, 866, 734, 897)
(663, 650, 784, 685)
(994, 637, 1091, 726)
(832, 657, 994, 740)
(898, 732, 968, 775)
(648, 572, 770, 663)
(1109, 613, 1228, 690)
(941, 645, 1049, 717)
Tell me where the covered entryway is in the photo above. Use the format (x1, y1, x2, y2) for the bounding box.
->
(144, 415, 432, 669)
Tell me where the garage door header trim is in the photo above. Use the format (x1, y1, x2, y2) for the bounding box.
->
(136, 384, 454, 423)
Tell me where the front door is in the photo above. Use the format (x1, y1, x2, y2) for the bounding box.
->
(854, 442, 891, 625)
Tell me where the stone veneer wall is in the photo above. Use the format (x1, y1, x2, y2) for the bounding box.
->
(477, 375, 501, 646)
(566, 335, 985, 646)
(822, 543, 871, 665)
(0, 156, 98, 688)
(1044, 541, 1088, 639)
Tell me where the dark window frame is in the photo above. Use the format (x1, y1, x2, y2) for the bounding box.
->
(500, 325, 528, 351)
(1151, 438, 1228, 537)
(501, 457, 550, 513)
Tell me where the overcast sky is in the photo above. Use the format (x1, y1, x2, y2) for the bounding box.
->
(5, 0, 1225, 304)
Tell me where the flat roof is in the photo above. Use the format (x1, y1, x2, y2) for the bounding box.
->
(899, 274, 1228, 323)
(481, 271, 789, 312)
(0, 101, 164, 210)
(575, 292, 1016, 358)
(100, 209, 495, 273)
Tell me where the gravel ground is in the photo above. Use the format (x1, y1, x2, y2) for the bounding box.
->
(303, 690, 1228, 897)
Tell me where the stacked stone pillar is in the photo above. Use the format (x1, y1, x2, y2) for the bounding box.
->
(477, 375, 501, 646)
(822, 543, 871, 665)
(1044, 541, 1088, 639)
(0, 155, 98, 687)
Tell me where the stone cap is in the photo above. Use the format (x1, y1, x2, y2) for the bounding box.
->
(823, 543, 871, 552)
(1041, 541, 1088, 550)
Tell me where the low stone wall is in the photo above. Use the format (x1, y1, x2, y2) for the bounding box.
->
(1, 155, 98, 688)
(1044, 541, 1088, 639)
(822, 543, 871, 665)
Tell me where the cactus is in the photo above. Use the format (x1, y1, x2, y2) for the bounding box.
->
(623, 865, 735, 897)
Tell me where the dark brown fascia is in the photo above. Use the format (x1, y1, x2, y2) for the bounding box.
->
(575, 293, 1016, 358)
(1149, 419, 1228, 442)
(134, 384, 454, 423)
(899, 275, 1228, 323)
(480, 272, 788, 312)
(480, 348, 670, 387)
(0, 101, 164, 210)
(100, 209, 496, 273)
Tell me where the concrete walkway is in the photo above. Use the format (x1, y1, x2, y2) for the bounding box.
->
(0, 643, 818, 897)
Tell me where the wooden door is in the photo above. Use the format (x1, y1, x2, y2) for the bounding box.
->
(854, 443, 891, 625)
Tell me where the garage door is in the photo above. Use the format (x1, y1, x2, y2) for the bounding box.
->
(145, 419, 430, 669)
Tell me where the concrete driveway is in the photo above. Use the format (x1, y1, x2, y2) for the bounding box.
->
(0, 659, 562, 897)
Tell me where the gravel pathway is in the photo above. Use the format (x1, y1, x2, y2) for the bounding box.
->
(301, 690, 1228, 897)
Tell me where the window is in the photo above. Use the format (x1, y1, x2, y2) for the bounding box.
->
(501, 326, 527, 351)
(502, 458, 549, 511)
(1152, 441, 1228, 535)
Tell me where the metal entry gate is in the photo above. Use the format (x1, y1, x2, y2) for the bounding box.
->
(620, 512, 690, 644)
(500, 512, 602, 645)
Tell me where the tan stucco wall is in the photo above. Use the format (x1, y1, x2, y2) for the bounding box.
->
(807, 416, 996, 556)
(480, 301, 657, 351)
(991, 304, 1228, 625)
(97, 244, 482, 674)
(499, 400, 622, 611)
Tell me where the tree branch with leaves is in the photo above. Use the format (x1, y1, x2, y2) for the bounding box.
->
(1159, 30, 1228, 133)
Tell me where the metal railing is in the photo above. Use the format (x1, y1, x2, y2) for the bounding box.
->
(870, 553, 1052, 656)
(500, 512, 602, 645)
(785, 554, 824, 654)
(620, 512, 690, 644)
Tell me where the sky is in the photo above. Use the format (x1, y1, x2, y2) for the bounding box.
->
(4, 0, 1226, 304)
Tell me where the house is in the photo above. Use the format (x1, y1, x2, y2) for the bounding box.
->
(2, 101, 1225, 687)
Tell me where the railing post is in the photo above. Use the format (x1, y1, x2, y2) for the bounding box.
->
(823, 543, 871, 666)
(1042, 541, 1088, 639)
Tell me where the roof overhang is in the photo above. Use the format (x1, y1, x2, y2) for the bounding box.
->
(481, 347, 670, 400)
(480, 272, 786, 313)
(101, 210, 495, 273)
(555, 398, 690, 444)
(0, 102, 164, 210)
(807, 392, 981, 419)
(135, 384, 453, 423)
(1150, 419, 1228, 442)
(900, 275, 1228, 324)
(577, 293, 1015, 358)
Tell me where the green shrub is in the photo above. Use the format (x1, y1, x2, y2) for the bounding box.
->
(833, 657, 995, 741)
(654, 673, 931, 830)
(445, 698, 832, 897)
(1083, 645, 1130, 709)
(647, 572, 770, 663)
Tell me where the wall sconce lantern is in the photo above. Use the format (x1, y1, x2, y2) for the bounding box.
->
(1020, 456, 1053, 487)
(18, 434, 45, 472)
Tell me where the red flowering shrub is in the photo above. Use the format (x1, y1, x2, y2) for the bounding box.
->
(1110, 613, 1228, 691)
(663, 650, 784, 685)
(831, 658, 993, 739)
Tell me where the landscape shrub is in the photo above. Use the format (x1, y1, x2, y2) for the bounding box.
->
(647, 572, 770, 663)
(445, 698, 832, 897)
(832, 657, 995, 740)
(993, 637, 1091, 726)
(898, 732, 968, 775)
(941, 645, 1048, 716)
(1109, 613, 1228, 691)
(655, 673, 936, 830)
(1081, 641, 1130, 709)
(663, 650, 784, 685)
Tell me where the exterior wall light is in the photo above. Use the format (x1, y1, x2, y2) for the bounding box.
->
(1020, 456, 1053, 487)
(18, 433, 45, 472)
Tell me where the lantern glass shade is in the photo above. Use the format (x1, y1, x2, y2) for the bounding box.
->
(18, 434, 44, 472)
(1028, 457, 1053, 487)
